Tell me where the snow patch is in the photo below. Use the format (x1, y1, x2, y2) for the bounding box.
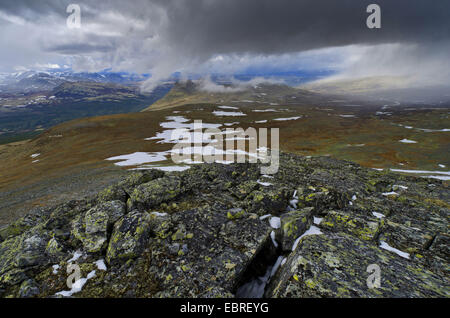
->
(218, 105, 239, 110)
(273, 116, 301, 121)
(270, 256, 284, 277)
(212, 111, 246, 117)
(372, 212, 385, 219)
(382, 191, 399, 196)
(55, 270, 96, 297)
(313, 217, 323, 225)
(257, 180, 272, 187)
(270, 231, 278, 248)
(106, 152, 168, 166)
(399, 139, 417, 144)
(269, 217, 281, 229)
(67, 250, 83, 263)
(292, 226, 323, 251)
(380, 241, 410, 259)
(150, 212, 168, 217)
(391, 168, 450, 176)
(425, 175, 450, 181)
(95, 259, 107, 271)
(52, 264, 60, 274)
(252, 109, 277, 112)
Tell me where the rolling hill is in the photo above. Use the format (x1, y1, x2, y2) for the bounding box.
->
(0, 82, 448, 227)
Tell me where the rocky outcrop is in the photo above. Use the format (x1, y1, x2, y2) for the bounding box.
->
(267, 232, 447, 297)
(0, 153, 448, 297)
(71, 201, 126, 253)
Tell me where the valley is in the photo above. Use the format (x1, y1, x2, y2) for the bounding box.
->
(0, 81, 172, 144)
(0, 82, 448, 226)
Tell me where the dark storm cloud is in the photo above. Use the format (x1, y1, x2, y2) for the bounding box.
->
(0, 0, 449, 88)
(47, 42, 116, 54)
(153, 0, 450, 58)
(1, 0, 449, 56)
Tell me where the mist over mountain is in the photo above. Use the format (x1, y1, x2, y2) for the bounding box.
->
(0, 1, 449, 92)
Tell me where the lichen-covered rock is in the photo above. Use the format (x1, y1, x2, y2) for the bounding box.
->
(0, 207, 51, 241)
(378, 220, 435, 253)
(232, 180, 259, 199)
(106, 210, 154, 264)
(18, 279, 40, 298)
(71, 200, 126, 253)
(144, 206, 272, 297)
(0, 225, 53, 289)
(129, 175, 187, 210)
(45, 237, 66, 259)
(320, 210, 382, 241)
(1, 227, 51, 271)
(226, 208, 246, 220)
(429, 233, 450, 260)
(97, 185, 127, 203)
(0, 152, 448, 298)
(296, 187, 351, 212)
(200, 286, 234, 298)
(277, 207, 314, 251)
(120, 170, 166, 191)
(247, 188, 290, 216)
(267, 232, 450, 298)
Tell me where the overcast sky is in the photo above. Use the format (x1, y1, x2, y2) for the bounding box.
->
(0, 0, 449, 90)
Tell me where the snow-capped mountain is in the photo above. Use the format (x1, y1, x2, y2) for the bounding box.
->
(0, 69, 149, 93)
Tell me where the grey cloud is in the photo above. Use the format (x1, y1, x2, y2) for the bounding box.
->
(0, 0, 449, 89)
(1, 0, 449, 55)
(154, 0, 449, 57)
(47, 42, 116, 54)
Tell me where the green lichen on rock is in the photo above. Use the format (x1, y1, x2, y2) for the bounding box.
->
(106, 210, 153, 264)
(320, 210, 381, 241)
(277, 207, 314, 251)
(71, 200, 126, 253)
(268, 233, 450, 298)
(129, 175, 187, 210)
(0, 207, 50, 241)
(247, 188, 290, 216)
(227, 208, 246, 220)
(0, 152, 448, 298)
(378, 220, 434, 253)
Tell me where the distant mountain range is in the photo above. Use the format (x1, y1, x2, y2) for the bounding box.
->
(0, 69, 151, 93)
